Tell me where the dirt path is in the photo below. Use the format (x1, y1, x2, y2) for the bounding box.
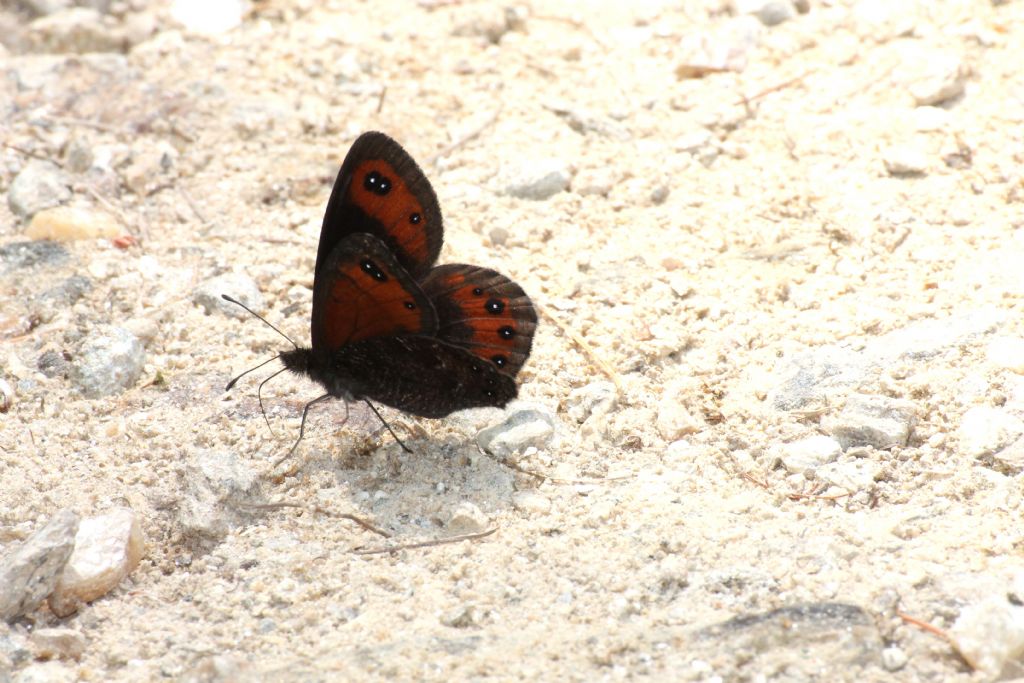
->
(2, 0, 1023, 680)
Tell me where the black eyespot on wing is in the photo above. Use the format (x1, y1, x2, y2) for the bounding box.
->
(364, 170, 392, 196)
(498, 325, 515, 340)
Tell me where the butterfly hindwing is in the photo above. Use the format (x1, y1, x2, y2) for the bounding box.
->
(335, 336, 518, 417)
(315, 132, 443, 282)
(420, 264, 537, 377)
(311, 233, 437, 353)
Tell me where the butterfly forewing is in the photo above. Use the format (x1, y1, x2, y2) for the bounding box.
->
(311, 233, 437, 352)
(316, 132, 443, 282)
(420, 264, 537, 377)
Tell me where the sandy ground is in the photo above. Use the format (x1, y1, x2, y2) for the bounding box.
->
(2, 0, 1024, 680)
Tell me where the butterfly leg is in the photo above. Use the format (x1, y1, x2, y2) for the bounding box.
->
(363, 399, 413, 454)
(274, 393, 332, 467)
(257, 367, 288, 436)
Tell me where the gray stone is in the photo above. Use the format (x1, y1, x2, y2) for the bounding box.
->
(7, 161, 71, 220)
(0, 241, 69, 274)
(178, 450, 265, 542)
(732, 0, 796, 26)
(476, 408, 556, 459)
(29, 628, 86, 661)
(773, 435, 843, 474)
(825, 394, 916, 449)
(0, 509, 79, 622)
(27, 8, 125, 54)
(502, 159, 572, 200)
(693, 603, 883, 677)
(768, 346, 870, 412)
(20, 0, 72, 17)
(193, 273, 264, 320)
(71, 327, 145, 398)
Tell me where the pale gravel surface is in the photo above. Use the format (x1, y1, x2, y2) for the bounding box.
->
(2, 0, 1024, 681)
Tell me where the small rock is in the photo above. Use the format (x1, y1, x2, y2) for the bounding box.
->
(180, 655, 255, 683)
(512, 490, 551, 515)
(48, 507, 144, 617)
(488, 226, 508, 246)
(773, 435, 842, 474)
(21, 0, 71, 16)
(565, 381, 618, 424)
(193, 273, 264, 320)
(0, 241, 69, 275)
(29, 628, 86, 661)
(25, 206, 119, 242)
(883, 146, 929, 176)
(0, 378, 13, 414)
(177, 450, 264, 542)
(695, 603, 883, 673)
(880, 646, 908, 672)
(676, 16, 762, 77)
(169, 0, 246, 35)
(11, 661, 76, 683)
(451, 6, 522, 43)
(815, 459, 881, 492)
(0, 629, 32, 667)
(71, 326, 145, 398)
(656, 395, 702, 441)
(27, 8, 125, 54)
(39, 276, 92, 309)
(987, 337, 1024, 373)
(907, 52, 968, 106)
(36, 350, 71, 378)
(62, 137, 94, 174)
(446, 502, 489, 534)
(732, 0, 796, 26)
(476, 408, 556, 459)
(0, 510, 79, 622)
(958, 406, 1024, 458)
(768, 346, 870, 412)
(501, 159, 572, 200)
(440, 604, 478, 629)
(825, 394, 916, 449)
(7, 161, 71, 220)
(949, 575, 1024, 679)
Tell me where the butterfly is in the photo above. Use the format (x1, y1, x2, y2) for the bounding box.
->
(225, 132, 537, 455)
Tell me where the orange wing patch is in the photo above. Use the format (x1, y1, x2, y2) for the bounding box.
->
(345, 159, 432, 268)
(312, 233, 437, 353)
(420, 264, 537, 377)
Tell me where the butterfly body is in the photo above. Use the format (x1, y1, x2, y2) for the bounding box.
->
(274, 132, 536, 423)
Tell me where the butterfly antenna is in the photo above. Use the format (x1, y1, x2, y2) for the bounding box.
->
(274, 393, 332, 467)
(364, 400, 413, 454)
(225, 353, 282, 391)
(221, 294, 298, 349)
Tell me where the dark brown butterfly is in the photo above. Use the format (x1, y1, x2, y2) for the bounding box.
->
(225, 132, 537, 454)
